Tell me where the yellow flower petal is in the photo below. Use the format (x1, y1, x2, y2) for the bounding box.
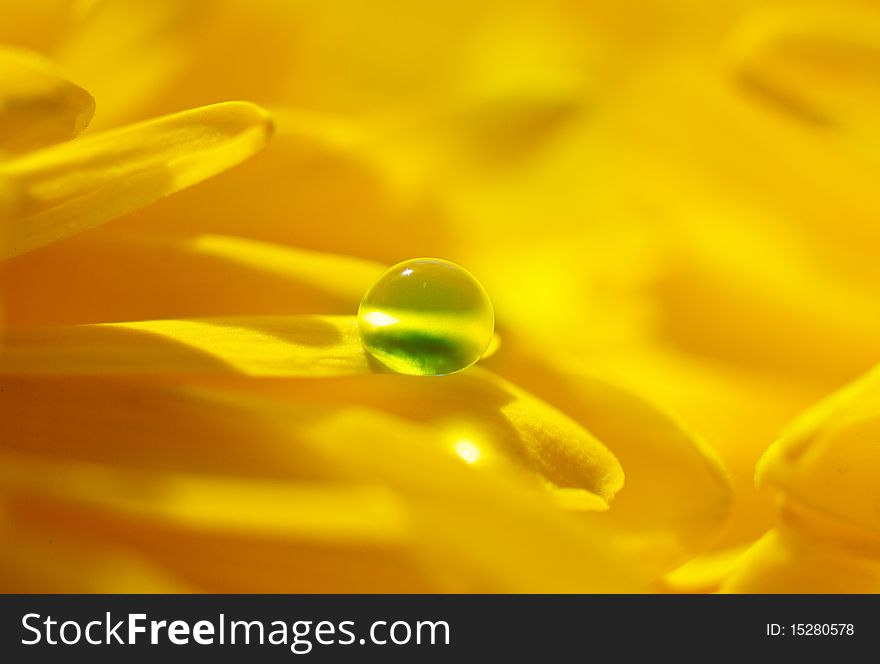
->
(662, 545, 748, 594)
(1, 234, 504, 369)
(732, 366, 880, 592)
(0, 377, 639, 591)
(757, 363, 880, 533)
(728, 2, 880, 137)
(54, 1, 519, 128)
(568, 336, 832, 551)
(220, 368, 624, 504)
(0, 450, 409, 545)
(0, 516, 194, 593)
(101, 108, 457, 262)
(723, 499, 880, 593)
(0, 315, 371, 377)
(572, 378, 732, 574)
(1, 233, 382, 325)
(0, 46, 94, 155)
(655, 239, 880, 385)
(551, 487, 610, 513)
(0, 0, 84, 54)
(310, 409, 634, 591)
(0, 101, 273, 259)
(488, 346, 733, 575)
(0, 314, 622, 503)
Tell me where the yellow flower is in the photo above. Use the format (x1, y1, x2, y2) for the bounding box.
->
(0, 23, 709, 594)
(1, 0, 877, 593)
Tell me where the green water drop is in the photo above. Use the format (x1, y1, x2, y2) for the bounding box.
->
(357, 258, 495, 376)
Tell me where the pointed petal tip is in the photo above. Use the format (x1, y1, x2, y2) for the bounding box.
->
(0, 100, 275, 261)
(72, 90, 97, 136)
(197, 100, 275, 141)
(0, 46, 97, 153)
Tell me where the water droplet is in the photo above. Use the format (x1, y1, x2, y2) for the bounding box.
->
(357, 258, 495, 376)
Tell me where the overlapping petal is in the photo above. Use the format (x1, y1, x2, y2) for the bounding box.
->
(1, 233, 380, 325)
(757, 363, 880, 533)
(97, 109, 456, 262)
(728, 1, 880, 140)
(0, 46, 94, 155)
(0, 315, 371, 377)
(0, 101, 273, 259)
(0, 378, 641, 591)
(488, 344, 733, 577)
(722, 364, 880, 591)
(723, 499, 880, 593)
(0, 316, 622, 504)
(1, 0, 877, 595)
(0, 516, 194, 593)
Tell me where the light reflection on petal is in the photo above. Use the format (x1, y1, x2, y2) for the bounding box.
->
(454, 438, 482, 465)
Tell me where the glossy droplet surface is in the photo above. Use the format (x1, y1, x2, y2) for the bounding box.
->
(358, 258, 495, 376)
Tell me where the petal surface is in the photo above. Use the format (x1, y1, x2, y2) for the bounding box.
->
(757, 363, 880, 533)
(0, 315, 371, 377)
(0, 233, 380, 325)
(0, 377, 638, 592)
(0, 101, 273, 259)
(723, 499, 880, 593)
(99, 108, 457, 262)
(488, 345, 733, 576)
(728, 2, 880, 140)
(0, 0, 85, 53)
(213, 369, 624, 504)
(0, 319, 623, 502)
(0, 47, 94, 155)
